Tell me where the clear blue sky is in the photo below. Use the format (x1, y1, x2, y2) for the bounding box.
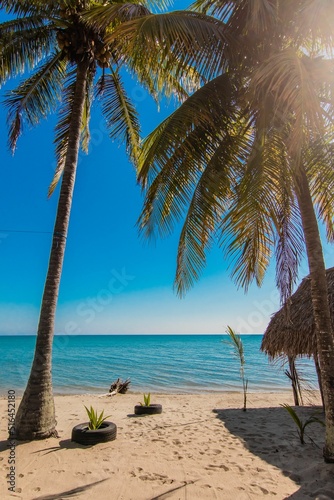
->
(1, 1, 333, 335)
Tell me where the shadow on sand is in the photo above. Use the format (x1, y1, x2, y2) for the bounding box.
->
(32, 479, 109, 500)
(213, 405, 334, 499)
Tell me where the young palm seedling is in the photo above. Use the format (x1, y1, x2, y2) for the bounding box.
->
(281, 404, 325, 444)
(224, 326, 248, 411)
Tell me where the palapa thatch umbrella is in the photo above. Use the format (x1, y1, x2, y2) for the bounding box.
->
(261, 267, 334, 405)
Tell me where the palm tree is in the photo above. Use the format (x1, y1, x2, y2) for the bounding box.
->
(0, 0, 193, 440)
(110, 1, 334, 461)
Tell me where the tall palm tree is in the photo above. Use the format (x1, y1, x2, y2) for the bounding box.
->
(109, 1, 334, 461)
(0, 0, 194, 440)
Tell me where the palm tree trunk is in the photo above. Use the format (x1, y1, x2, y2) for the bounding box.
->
(14, 59, 90, 440)
(294, 165, 334, 462)
(288, 356, 301, 406)
(314, 352, 325, 408)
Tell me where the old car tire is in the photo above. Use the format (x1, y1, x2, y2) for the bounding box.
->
(134, 404, 162, 415)
(71, 421, 117, 445)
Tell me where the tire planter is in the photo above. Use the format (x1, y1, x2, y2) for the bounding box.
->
(134, 404, 162, 415)
(71, 421, 117, 445)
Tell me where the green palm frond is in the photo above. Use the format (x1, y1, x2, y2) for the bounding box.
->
(108, 11, 236, 84)
(223, 204, 274, 290)
(129, 55, 202, 105)
(97, 68, 140, 165)
(83, 2, 151, 30)
(137, 75, 234, 247)
(273, 179, 304, 305)
(192, 0, 281, 40)
(219, 119, 277, 290)
(0, 0, 59, 17)
(173, 117, 250, 295)
(81, 69, 94, 154)
(307, 138, 334, 242)
(250, 50, 326, 156)
(0, 15, 47, 36)
(175, 139, 237, 295)
(0, 21, 55, 86)
(4, 52, 66, 152)
(138, 74, 233, 185)
(50, 64, 95, 195)
(250, 123, 304, 303)
(191, 0, 233, 19)
(49, 67, 77, 197)
(192, 0, 334, 50)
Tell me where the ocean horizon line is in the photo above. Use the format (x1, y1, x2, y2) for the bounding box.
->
(0, 332, 264, 336)
(0, 334, 316, 396)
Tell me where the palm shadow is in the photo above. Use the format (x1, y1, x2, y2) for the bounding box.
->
(32, 478, 109, 499)
(0, 437, 92, 457)
(32, 438, 100, 454)
(213, 405, 334, 499)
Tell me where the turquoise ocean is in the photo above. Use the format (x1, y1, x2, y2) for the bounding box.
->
(0, 334, 318, 395)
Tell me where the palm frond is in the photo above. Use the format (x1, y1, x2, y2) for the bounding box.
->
(273, 174, 304, 305)
(4, 52, 66, 152)
(108, 11, 236, 85)
(221, 126, 277, 290)
(49, 64, 94, 196)
(192, 0, 280, 38)
(97, 68, 140, 165)
(138, 74, 233, 186)
(223, 203, 275, 291)
(83, 2, 151, 31)
(307, 137, 334, 242)
(0, 15, 47, 36)
(250, 50, 326, 156)
(173, 115, 250, 295)
(137, 74, 235, 248)
(190, 0, 234, 20)
(80, 69, 94, 154)
(129, 56, 202, 105)
(297, 0, 334, 52)
(0, 22, 55, 86)
(49, 66, 77, 197)
(0, 0, 59, 17)
(174, 135, 238, 295)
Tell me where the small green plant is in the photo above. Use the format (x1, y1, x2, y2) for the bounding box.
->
(224, 326, 248, 411)
(139, 393, 151, 406)
(84, 406, 111, 430)
(281, 403, 325, 444)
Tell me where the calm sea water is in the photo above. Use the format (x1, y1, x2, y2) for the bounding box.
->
(0, 334, 318, 395)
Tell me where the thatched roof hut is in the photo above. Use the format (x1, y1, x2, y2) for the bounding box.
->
(261, 267, 334, 359)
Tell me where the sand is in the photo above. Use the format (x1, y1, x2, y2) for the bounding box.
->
(1, 392, 333, 500)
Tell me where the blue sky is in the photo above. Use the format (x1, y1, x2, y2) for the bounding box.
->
(1, 1, 333, 335)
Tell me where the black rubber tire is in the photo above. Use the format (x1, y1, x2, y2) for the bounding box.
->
(134, 404, 162, 415)
(71, 421, 117, 445)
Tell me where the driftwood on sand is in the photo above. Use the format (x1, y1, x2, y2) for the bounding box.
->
(109, 378, 131, 394)
(99, 378, 131, 397)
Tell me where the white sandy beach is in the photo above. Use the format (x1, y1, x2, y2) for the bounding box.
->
(1, 392, 333, 499)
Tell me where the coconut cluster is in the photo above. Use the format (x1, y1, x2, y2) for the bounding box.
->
(56, 29, 112, 68)
(59, 1, 86, 18)
(56, 3, 111, 68)
(94, 44, 113, 69)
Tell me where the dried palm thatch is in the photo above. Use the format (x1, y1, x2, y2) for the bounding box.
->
(261, 267, 334, 359)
